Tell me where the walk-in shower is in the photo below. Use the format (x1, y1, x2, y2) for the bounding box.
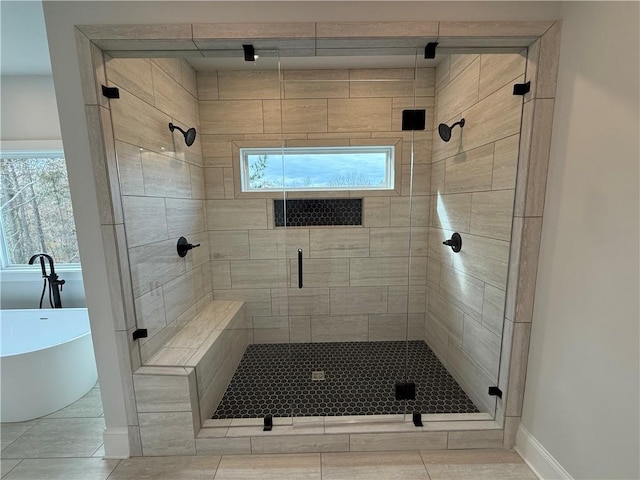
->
(105, 43, 526, 425)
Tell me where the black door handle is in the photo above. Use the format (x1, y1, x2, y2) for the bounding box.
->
(298, 249, 303, 289)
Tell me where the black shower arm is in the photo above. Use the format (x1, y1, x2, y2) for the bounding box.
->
(169, 123, 187, 135)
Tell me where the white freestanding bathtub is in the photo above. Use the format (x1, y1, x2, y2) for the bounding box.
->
(0, 308, 98, 422)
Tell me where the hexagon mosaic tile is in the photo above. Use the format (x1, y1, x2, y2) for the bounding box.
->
(212, 340, 479, 419)
(274, 199, 362, 227)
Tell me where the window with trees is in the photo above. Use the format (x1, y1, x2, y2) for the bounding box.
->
(240, 146, 395, 192)
(0, 152, 80, 267)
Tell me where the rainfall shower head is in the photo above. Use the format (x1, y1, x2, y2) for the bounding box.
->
(438, 118, 465, 142)
(169, 122, 197, 147)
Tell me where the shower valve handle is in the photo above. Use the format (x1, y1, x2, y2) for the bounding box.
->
(443, 232, 462, 253)
(177, 237, 200, 257)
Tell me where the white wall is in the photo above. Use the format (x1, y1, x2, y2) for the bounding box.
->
(0, 75, 86, 309)
(520, 2, 640, 479)
(0, 76, 60, 140)
(42, 0, 562, 458)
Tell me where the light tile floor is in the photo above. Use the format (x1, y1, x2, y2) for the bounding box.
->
(1, 385, 539, 479)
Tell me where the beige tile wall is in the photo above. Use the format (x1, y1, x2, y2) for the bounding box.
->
(199, 67, 435, 343)
(105, 55, 526, 414)
(105, 57, 213, 363)
(427, 52, 526, 413)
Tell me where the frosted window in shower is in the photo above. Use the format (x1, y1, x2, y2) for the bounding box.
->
(0, 152, 80, 267)
(240, 145, 394, 192)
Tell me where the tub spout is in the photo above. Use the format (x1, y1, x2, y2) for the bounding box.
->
(28, 253, 55, 276)
(28, 253, 64, 308)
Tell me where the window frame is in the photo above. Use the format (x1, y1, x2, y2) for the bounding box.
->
(239, 145, 396, 193)
(0, 144, 81, 272)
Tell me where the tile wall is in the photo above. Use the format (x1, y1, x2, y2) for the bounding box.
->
(103, 54, 526, 414)
(426, 52, 526, 413)
(198, 67, 435, 344)
(104, 57, 213, 363)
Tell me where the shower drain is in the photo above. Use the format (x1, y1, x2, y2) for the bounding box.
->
(311, 371, 325, 381)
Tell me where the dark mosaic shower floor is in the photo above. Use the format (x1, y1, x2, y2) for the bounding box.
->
(212, 341, 479, 419)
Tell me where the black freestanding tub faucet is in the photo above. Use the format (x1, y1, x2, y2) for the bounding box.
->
(28, 253, 65, 309)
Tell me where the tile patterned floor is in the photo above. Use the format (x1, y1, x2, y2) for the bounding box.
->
(0, 448, 538, 479)
(213, 340, 479, 419)
(0, 383, 538, 479)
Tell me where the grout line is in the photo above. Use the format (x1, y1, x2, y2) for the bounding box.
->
(89, 442, 104, 457)
(211, 454, 222, 479)
(418, 449, 432, 478)
(2, 459, 23, 478)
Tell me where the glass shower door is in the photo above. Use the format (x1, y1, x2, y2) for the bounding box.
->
(208, 50, 293, 423)
(404, 49, 432, 420)
(280, 61, 419, 421)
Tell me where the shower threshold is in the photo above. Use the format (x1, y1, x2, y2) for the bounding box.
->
(212, 340, 479, 420)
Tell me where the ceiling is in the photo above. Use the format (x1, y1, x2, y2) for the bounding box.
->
(0, 1, 437, 76)
(0, 1, 535, 77)
(1, 1, 52, 76)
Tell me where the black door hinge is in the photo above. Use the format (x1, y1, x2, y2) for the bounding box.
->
(424, 42, 438, 59)
(488, 386, 503, 398)
(101, 85, 120, 99)
(263, 414, 273, 431)
(412, 411, 423, 427)
(512, 81, 531, 96)
(402, 110, 426, 131)
(395, 380, 416, 400)
(132, 329, 148, 341)
(243, 44, 256, 62)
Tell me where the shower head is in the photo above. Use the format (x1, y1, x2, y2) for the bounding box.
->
(438, 118, 465, 142)
(169, 122, 197, 147)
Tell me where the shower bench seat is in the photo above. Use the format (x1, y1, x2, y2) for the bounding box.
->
(131, 300, 250, 454)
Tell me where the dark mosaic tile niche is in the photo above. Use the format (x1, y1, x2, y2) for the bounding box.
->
(212, 340, 479, 419)
(274, 198, 362, 227)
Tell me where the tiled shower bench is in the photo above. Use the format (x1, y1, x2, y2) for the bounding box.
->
(130, 299, 504, 456)
(132, 300, 251, 456)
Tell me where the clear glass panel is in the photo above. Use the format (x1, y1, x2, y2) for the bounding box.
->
(421, 50, 527, 420)
(260, 51, 292, 423)
(280, 59, 416, 422)
(204, 51, 290, 422)
(204, 46, 525, 424)
(406, 48, 429, 418)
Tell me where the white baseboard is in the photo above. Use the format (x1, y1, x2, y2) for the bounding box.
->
(515, 424, 573, 480)
(102, 427, 130, 459)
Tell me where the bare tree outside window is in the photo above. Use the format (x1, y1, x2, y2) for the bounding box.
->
(0, 153, 80, 266)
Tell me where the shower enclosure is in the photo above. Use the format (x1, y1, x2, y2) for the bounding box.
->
(98, 34, 529, 438)
(155, 45, 525, 423)
(197, 48, 442, 421)
(67, 18, 561, 457)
